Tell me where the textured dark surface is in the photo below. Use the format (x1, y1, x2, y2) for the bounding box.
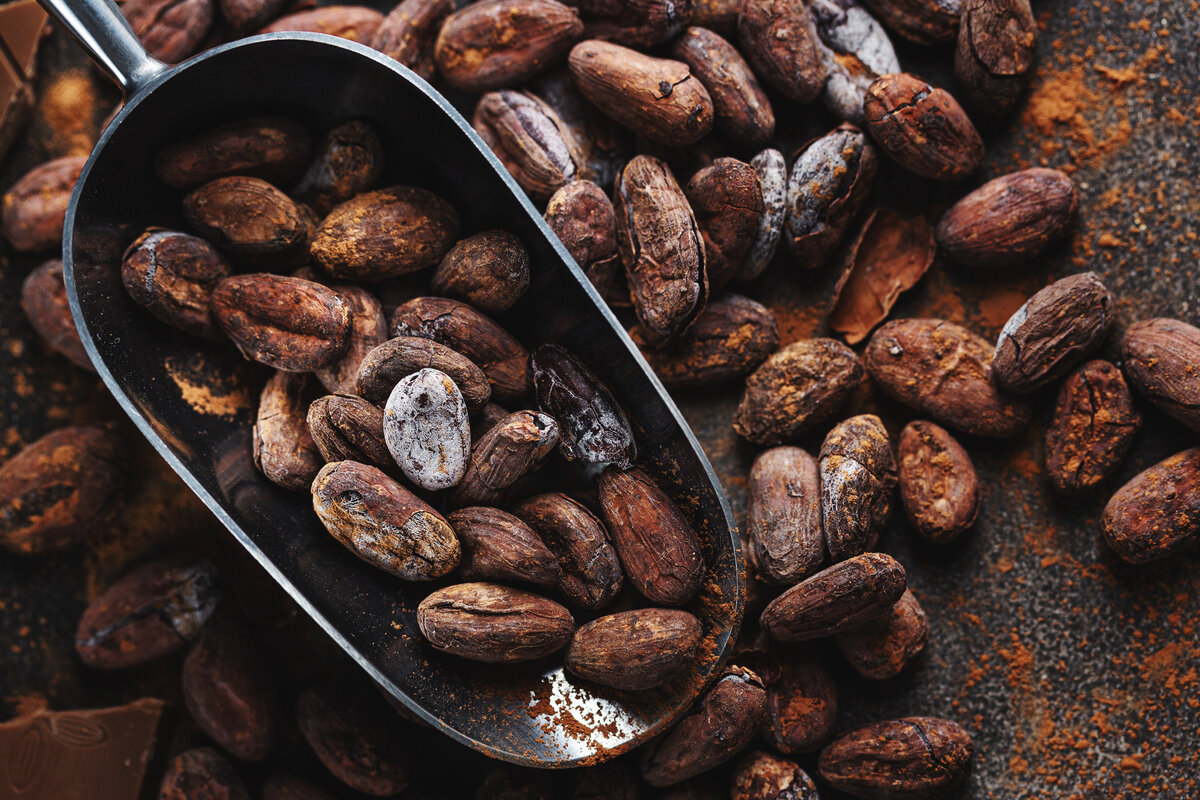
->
(2, 0, 1199, 797)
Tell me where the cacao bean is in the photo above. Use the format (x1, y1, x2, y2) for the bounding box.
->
(512, 491, 624, 609)
(121, 229, 232, 341)
(450, 411, 560, 507)
(897, 420, 979, 541)
(671, 26, 775, 148)
(818, 716, 973, 800)
(306, 393, 393, 471)
(383, 367, 472, 490)
(565, 608, 702, 689)
(760, 552, 906, 642)
(417, 582, 575, 662)
(21, 259, 94, 370)
(295, 687, 409, 795)
(834, 588, 928, 679)
(819, 414, 897, 562)
(431, 230, 531, 313)
(746, 446, 825, 585)
(1, 155, 86, 252)
(293, 120, 385, 216)
(530, 343, 636, 468)
(155, 116, 311, 190)
(685, 157, 764, 293)
(1045, 360, 1141, 494)
(356, 335, 492, 410)
(253, 371, 324, 491)
(1120, 318, 1200, 433)
(1102, 448, 1200, 564)
(448, 506, 563, 586)
(863, 73, 983, 181)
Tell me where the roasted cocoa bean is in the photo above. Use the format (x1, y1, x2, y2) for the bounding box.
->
(739, 148, 787, 281)
(860, 0, 960, 45)
(1045, 360, 1141, 494)
(936, 168, 1077, 268)
(685, 158, 764, 293)
(417, 582, 574, 662)
(370, 0, 455, 82)
(898, 420, 979, 541)
(122, 0, 214, 64)
(543, 180, 625, 302)
(0, 425, 124, 553)
(20, 260, 94, 370)
(760, 552, 906, 642)
(835, 588, 927, 679)
(566, 608, 701, 689)
(295, 687, 409, 795)
(569, 41, 714, 147)
(1120, 318, 1200, 433)
(746, 446, 824, 585)
(762, 655, 838, 754)
(121, 229, 232, 341)
(383, 368, 472, 490)
(820, 415, 897, 562)
(314, 285, 387, 394)
(818, 717, 974, 799)
(733, 338, 864, 446)
(512, 492, 624, 609)
(598, 465, 704, 606)
(260, 6, 384, 41)
(431, 230, 531, 313)
(254, 371, 324, 490)
(530, 343, 636, 468)
(75, 555, 220, 669)
(812, 0, 901, 124)
(641, 666, 768, 786)
(219, 0, 287, 33)
(182, 177, 310, 262)
(613, 155, 708, 345)
(311, 460, 460, 579)
(155, 117, 310, 190)
(954, 0, 1036, 117)
(738, 0, 827, 103)
(475, 91, 587, 203)
(448, 506, 562, 586)
(355, 335, 491, 410)
(450, 411, 560, 507)
(293, 120, 384, 216)
(785, 124, 878, 269)
(1, 155, 86, 252)
(1102, 448, 1200, 564)
(391, 297, 531, 402)
(159, 747, 249, 800)
(434, 0, 583, 92)
(306, 393, 393, 471)
(672, 27, 775, 148)
(731, 751, 820, 800)
(573, 0, 692, 47)
(693, 0, 738, 31)
(310, 186, 460, 281)
(863, 73, 984, 181)
(865, 318, 1032, 438)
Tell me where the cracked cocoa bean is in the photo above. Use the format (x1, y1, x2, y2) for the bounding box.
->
(474, 90, 587, 202)
(860, 0, 960, 45)
(1045, 360, 1141, 494)
(955, 0, 1036, 117)
(260, 6, 384, 41)
(747, 446, 825, 585)
(732, 751, 820, 800)
(685, 157, 764, 293)
(448, 506, 562, 586)
(739, 148, 787, 281)
(760, 552, 906, 642)
(820, 414, 897, 562)
(254, 371, 324, 490)
(306, 393, 392, 471)
(530, 343, 636, 468)
(1120, 317, 1200, 433)
(566, 608, 701, 689)
(314, 285, 387, 394)
(183, 177, 310, 264)
(1102, 448, 1200, 564)
(156, 117, 311, 190)
(450, 411, 560, 507)
(1, 155, 86, 252)
(121, 229, 232, 341)
(370, 0, 454, 82)
(863, 73, 983, 181)
(835, 589, 928, 679)
(20, 260, 94, 370)
(383, 368, 472, 490)
(818, 717, 973, 800)
(431, 230, 531, 313)
(295, 687, 409, 795)
(573, 0, 693, 48)
(762, 655, 838, 753)
(672, 26, 775, 148)
(738, 0, 827, 103)
(159, 747, 249, 800)
(811, 0, 901, 124)
(898, 420, 979, 541)
(355, 335, 491, 410)
(122, 0, 214, 64)
(293, 120, 384, 216)
(512, 492, 624, 609)
(417, 582, 574, 662)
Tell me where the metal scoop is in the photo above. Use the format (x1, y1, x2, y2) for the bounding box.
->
(46, 0, 742, 767)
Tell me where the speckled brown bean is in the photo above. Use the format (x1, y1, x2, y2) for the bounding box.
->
(182, 617, 277, 761)
(936, 169, 1077, 268)
(641, 666, 768, 786)
(431, 230, 531, 313)
(818, 717, 974, 799)
(598, 466, 705, 606)
(835, 589, 928, 679)
(732, 751, 820, 800)
(391, 297, 531, 403)
(383, 368, 472, 490)
(20, 260, 94, 370)
(417, 582, 575, 662)
(565, 608, 702, 689)
(860, 0, 960, 45)
(543, 179, 624, 301)
(685, 158, 764, 293)
(155, 117, 311, 190)
(311, 460, 460, 580)
(954, 0, 1036, 116)
(1102, 448, 1200, 564)
(746, 447, 824, 585)
(75, 555, 221, 669)
(898, 420, 979, 542)
(532, 70, 632, 191)
(760, 552, 906, 642)
(1120, 318, 1200, 433)
(733, 338, 865, 446)
(762, 656, 838, 754)
(295, 687, 409, 796)
(435, 0, 583, 92)
(254, 372, 324, 491)
(370, 0, 455, 82)
(182, 177, 311, 263)
(693, 0, 738, 30)
(530, 344, 637, 467)
(306, 394, 393, 471)
(313, 285, 387, 395)
(820, 415, 897, 562)
(122, 0, 214, 64)
(355, 335, 491, 410)
(260, 6, 385, 41)
(293, 120, 384, 215)
(511, 492, 624, 609)
(474, 91, 587, 202)
(737, 0, 827, 103)
(672, 27, 775, 148)
(811, 0, 901, 124)
(863, 73, 984, 181)
(159, 747, 250, 800)
(1045, 360, 1141, 494)
(121, 230, 232, 341)
(310, 186, 460, 281)
(865, 318, 1032, 438)
(448, 506, 562, 586)
(574, 0, 693, 48)
(569, 41, 714, 147)
(1, 155, 87, 252)
(450, 411, 560, 507)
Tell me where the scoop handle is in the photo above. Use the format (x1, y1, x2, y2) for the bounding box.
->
(37, 0, 167, 97)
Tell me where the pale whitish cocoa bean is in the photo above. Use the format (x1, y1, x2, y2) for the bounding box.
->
(738, 148, 787, 281)
(383, 368, 471, 490)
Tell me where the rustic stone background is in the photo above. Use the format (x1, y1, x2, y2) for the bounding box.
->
(2, 0, 1198, 797)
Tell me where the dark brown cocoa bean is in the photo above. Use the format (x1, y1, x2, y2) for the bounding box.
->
(860, 0, 960, 45)
(122, 0, 214, 64)
(572, 0, 692, 47)
(159, 747, 249, 800)
(20, 259, 94, 370)
(0, 424, 124, 553)
(75, 555, 220, 669)
(760, 552, 906, 642)
(692, 0, 737, 30)
(738, 0, 827, 103)
(391, 297, 531, 402)
(863, 73, 983, 181)
(1102, 448, 1200, 564)
(293, 120, 384, 216)
(811, 0, 901, 124)
(565, 608, 702, 689)
(417, 582, 574, 662)
(530, 343, 636, 468)
(672, 27, 774, 148)
(1, 155, 86, 252)
(761, 655, 838, 754)
(263, 773, 338, 800)
(936, 168, 1077, 267)
(511, 492, 624, 609)
(448, 506, 562, 586)
(685, 157, 764, 293)
(598, 465, 704, 606)
(1045, 360, 1141, 494)
(569, 41, 714, 147)
(121, 229, 232, 341)
(435, 0, 583, 92)
(260, 6, 384, 41)
(219, 0, 287, 33)
(313, 285, 387, 394)
(1120, 318, 1200, 433)
(310, 186, 460, 281)
(543, 179, 626, 303)
(473, 91, 587, 202)
(731, 751, 820, 800)
(212, 274, 351, 372)
(898, 420, 979, 541)
(613, 155, 708, 345)
(182, 177, 310, 262)
(182, 617, 277, 761)
(370, 0, 455, 82)
(450, 411, 560, 507)
(820, 414, 896, 562)
(355, 335, 491, 410)
(818, 717, 973, 799)
(865, 318, 1032, 438)
(307, 393, 392, 471)
(155, 116, 311, 190)
(739, 148, 787, 281)
(954, 0, 1036, 117)
(641, 666, 768, 786)
(295, 687, 409, 796)
(834, 588, 928, 679)
(431, 230, 531, 313)
(254, 371, 324, 490)
(383, 368, 472, 490)
(746, 446, 824, 585)
(311, 460, 460, 579)
(733, 338, 864, 446)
